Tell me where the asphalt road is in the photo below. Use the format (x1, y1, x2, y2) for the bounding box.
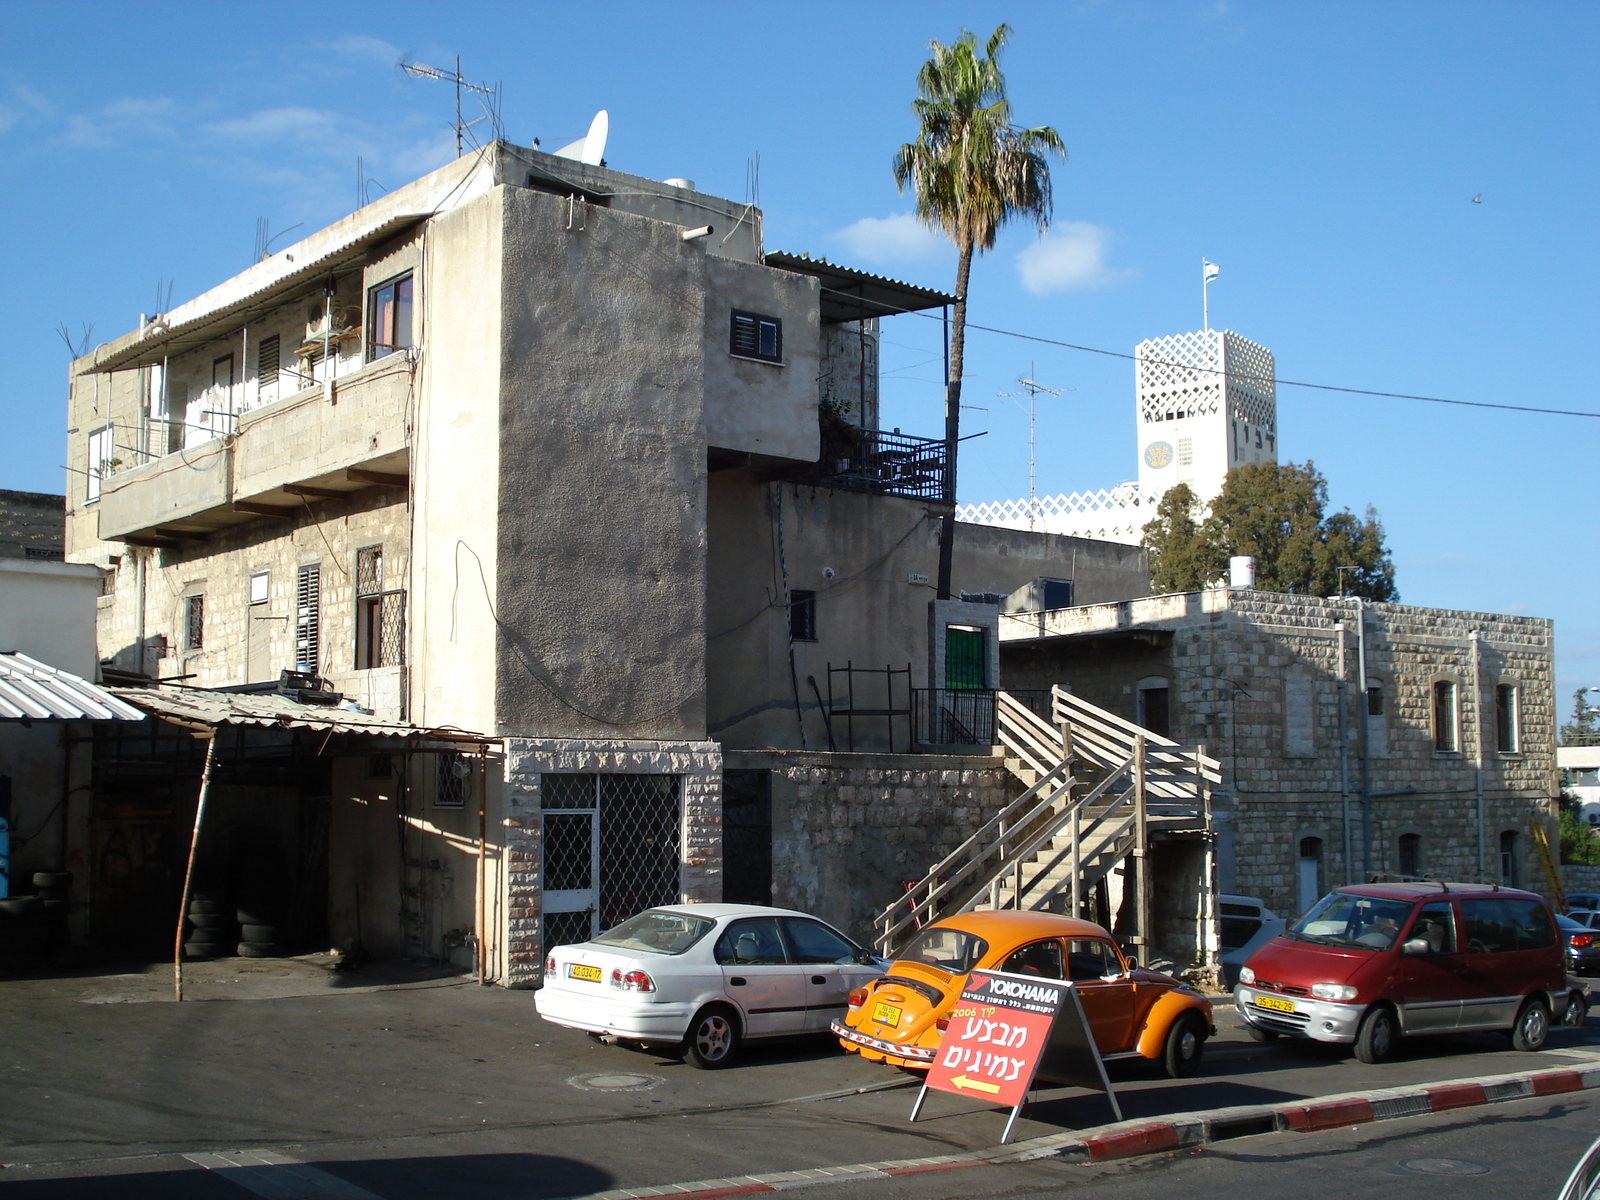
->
(1, 959, 1597, 1198)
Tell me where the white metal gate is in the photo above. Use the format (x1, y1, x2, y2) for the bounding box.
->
(540, 774, 681, 949)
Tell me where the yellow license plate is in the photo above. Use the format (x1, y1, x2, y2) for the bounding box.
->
(1253, 994, 1296, 1014)
(568, 963, 603, 982)
(872, 1001, 903, 1028)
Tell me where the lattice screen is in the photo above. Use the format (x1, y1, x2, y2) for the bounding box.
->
(958, 483, 1150, 545)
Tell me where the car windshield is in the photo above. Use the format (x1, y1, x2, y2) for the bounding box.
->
(1291, 892, 1415, 951)
(898, 927, 989, 975)
(592, 910, 715, 955)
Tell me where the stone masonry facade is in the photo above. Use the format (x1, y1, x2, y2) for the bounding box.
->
(501, 738, 723, 988)
(724, 750, 1020, 948)
(1002, 590, 1556, 919)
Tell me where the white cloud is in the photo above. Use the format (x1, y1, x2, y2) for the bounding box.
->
(1015, 222, 1132, 294)
(327, 34, 403, 65)
(62, 96, 181, 147)
(831, 212, 949, 265)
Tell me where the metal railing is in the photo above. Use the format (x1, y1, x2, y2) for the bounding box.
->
(911, 688, 1052, 748)
(808, 427, 948, 500)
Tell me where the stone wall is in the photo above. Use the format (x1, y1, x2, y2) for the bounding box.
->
(1562, 865, 1600, 899)
(0, 490, 65, 559)
(723, 750, 1019, 948)
(501, 738, 723, 989)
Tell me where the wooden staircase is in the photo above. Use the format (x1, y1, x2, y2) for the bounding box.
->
(874, 686, 1220, 960)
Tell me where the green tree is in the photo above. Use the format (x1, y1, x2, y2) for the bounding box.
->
(1559, 790, 1600, 865)
(894, 24, 1064, 598)
(1141, 461, 1397, 599)
(1560, 689, 1600, 747)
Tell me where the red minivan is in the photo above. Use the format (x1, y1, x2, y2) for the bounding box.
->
(1235, 881, 1579, 1063)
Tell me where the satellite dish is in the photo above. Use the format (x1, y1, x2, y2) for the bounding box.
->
(553, 110, 609, 166)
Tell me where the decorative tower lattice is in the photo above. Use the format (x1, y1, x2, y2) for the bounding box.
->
(1135, 328, 1276, 511)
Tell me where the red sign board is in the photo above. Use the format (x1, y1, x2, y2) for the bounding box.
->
(924, 969, 1066, 1109)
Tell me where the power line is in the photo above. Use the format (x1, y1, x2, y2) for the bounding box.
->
(814, 285, 1599, 420)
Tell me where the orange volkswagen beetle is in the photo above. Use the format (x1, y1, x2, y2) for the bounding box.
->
(833, 911, 1215, 1077)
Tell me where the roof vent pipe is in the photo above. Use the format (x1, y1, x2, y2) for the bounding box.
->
(1229, 556, 1256, 589)
(664, 178, 695, 190)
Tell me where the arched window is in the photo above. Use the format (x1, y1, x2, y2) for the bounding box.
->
(1398, 832, 1421, 877)
(1499, 830, 1518, 887)
(1297, 836, 1324, 915)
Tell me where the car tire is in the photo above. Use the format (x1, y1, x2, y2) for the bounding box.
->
(1246, 1025, 1279, 1042)
(1562, 991, 1589, 1028)
(1353, 1004, 1397, 1064)
(682, 1005, 741, 1070)
(1510, 996, 1550, 1051)
(1163, 1012, 1207, 1078)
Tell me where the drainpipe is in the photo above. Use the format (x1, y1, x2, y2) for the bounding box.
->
(1356, 600, 1371, 879)
(135, 548, 147, 678)
(1471, 630, 1486, 880)
(1337, 620, 1352, 884)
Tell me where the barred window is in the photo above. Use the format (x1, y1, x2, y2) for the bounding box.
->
(788, 590, 816, 641)
(435, 751, 467, 809)
(184, 594, 205, 651)
(354, 545, 403, 669)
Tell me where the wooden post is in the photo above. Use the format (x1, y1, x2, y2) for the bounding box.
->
(476, 744, 488, 985)
(173, 731, 220, 1003)
(1133, 735, 1150, 957)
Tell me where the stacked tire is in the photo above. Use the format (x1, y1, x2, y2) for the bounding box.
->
(236, 906, 281, 958)
(184, 895, 233, 960)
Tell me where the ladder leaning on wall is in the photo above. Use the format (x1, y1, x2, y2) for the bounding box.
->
(1529, 812, 1565, 911)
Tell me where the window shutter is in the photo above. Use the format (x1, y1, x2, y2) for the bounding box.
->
(731, 312, 759, 357)
(257, 335, 280, 388)
(295, 564, 321, 671)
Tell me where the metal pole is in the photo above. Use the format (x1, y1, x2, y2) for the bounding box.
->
(1134, 735, 1150, 953)
(1471, 631, 1486, 880)
(1356, 601, 1371, 879)
(908, 1080, 930, 1122)
(173, 731, 220, 1002)
(1337, 620, 1352, 884)
(1202, 259, 1209, 331)
(476, 745, 488, 985)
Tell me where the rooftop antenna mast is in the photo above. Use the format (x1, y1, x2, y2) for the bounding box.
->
(998, 365, 1065, 530)
(400, 56, 499, 157)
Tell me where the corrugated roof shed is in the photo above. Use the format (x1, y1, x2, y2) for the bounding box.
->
(0, 652, 146, 721)
(105, 684, 497, 743)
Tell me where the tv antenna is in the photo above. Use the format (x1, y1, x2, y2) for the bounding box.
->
(997, 367, 1070, 529)
(400, 56, 500, 157)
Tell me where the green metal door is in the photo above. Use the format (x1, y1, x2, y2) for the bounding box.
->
(944, 626, 987, 690)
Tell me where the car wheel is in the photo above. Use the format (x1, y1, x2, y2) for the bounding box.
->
(1246, 1025, 1279, 1042)
(683, 1005, 741, 1070)
(1354, 1005, 1397, 1064)
(1510, 996, 1550, 1051)
(1562, 991, 1589, 1028)
(1163, 1012, 1207, 1078)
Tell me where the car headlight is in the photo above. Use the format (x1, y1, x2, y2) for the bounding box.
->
(1238, 966, 1255, 985)
(1311, 982, 1357, 1001)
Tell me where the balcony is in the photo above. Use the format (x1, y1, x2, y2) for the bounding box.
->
(802, 426, 948, 501)
(95, 357, 412, 547)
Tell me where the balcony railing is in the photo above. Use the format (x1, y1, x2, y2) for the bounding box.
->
(808, 427, 948, 501)
(911, 688, 1052, 748)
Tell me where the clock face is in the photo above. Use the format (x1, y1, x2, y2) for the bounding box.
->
(1144, 441, 1174, 469)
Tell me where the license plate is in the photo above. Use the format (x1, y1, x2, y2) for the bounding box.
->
(1253, 994, 1296, 1014)
(872, 1001, 903, 1028)
(568, 963, 603, 982)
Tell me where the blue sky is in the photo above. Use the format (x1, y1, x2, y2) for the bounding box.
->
(3, 2, 1596, 705)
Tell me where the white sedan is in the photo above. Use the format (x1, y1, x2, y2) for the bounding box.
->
(535, 903, 888, 1068)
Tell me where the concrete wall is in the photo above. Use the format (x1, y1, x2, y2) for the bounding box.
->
(0, 491, 65, 560)
(0, 559, 104, 677)
(493, 185, 708, 741)
(723, 749, 1018, 948)
(951, 522, 1150, 606)
(702, 256, 820, 463)
(1000, 589, 1556, 919)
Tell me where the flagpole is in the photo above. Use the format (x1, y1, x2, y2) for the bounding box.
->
(1202, 258, 1209, 330)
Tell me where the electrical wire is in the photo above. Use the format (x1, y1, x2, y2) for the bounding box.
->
(819, 285, 1600, 421)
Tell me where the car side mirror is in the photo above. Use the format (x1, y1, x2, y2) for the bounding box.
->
(1402, 938, 1430, 956)
(1126, 955, 1139, 970)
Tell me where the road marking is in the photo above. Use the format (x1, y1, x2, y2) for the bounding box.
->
(182, 1150, 385, 1199)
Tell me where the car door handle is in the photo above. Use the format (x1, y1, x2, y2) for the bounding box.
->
(729, 977, 747, 986)
(811, 975, 826, 985)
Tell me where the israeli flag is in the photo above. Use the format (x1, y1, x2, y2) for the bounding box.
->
(1203, 259, 1220, 283)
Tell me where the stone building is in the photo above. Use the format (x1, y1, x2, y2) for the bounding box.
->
(999, 588, 1557, 919)
(62, 140, 1151, 981)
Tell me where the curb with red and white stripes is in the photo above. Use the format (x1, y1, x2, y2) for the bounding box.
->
(565, 1062, 1600, 1199)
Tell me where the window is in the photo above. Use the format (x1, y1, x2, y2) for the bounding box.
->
(295, 564, 321, 672)
(1066, 939, 1123, 981)
(367, 754, 392, 779)
(86, 426, 114, 502)
(1365, 681, 1388, 757)
(787, 590, 816, 641)
(1433, 680, 1459, 752)
(367, 273, 413, 361)
(714, 918, 788, 966)
(1499, 830, 1518, 887)
(1177, 436, 1193, 467)
(1409, 900, 1456, 954)
(249, 572, 269, 606)
(1496, 684, 1520, 753)
(184, 594, 205, 651)
(435, 750, 467, 809)
(257, 334, 280, 390)
(1137, 678, 1170, 739)
(730, 310, 782, 363)
(1001, 938, 1064, 979)
(1397, 832, 1420, 877)
(780, 918, 857, 964)
(354, 545, 404, 669)
(944, 625, 986, 690)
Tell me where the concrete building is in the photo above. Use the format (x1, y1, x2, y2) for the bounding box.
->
(999, 589, 1557, 919)
(1560, 746, 1600, 824)
(65, 141, 1152, 981)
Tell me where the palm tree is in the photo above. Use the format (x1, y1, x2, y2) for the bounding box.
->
(894, 24, 1064, 598)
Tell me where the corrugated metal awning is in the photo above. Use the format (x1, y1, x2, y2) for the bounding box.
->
(764, 252, 955, 324)
(0, 652, 147, 722)
(105, 684, 498, 744)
